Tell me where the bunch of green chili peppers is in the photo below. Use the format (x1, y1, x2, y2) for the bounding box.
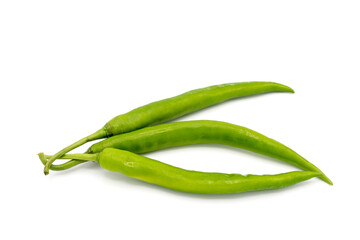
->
(40, 82, 332, 194)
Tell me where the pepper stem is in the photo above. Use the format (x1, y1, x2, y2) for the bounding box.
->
(43, 128, 106, 175)
(38, 152, 98, 169)
(44, 153, 99, 162)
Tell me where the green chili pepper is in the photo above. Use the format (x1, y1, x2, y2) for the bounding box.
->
(42, 120, 332, 185)
(44, 82, 294, 174)
(39, 149, 320, 194)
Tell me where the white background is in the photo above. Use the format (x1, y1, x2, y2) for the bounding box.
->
(1, 1, 359, 239)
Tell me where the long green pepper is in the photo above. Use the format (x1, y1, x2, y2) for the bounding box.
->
(44, 82, 294, 174)
(43, 120, 332, 184)
(40, 149, 321, 194)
